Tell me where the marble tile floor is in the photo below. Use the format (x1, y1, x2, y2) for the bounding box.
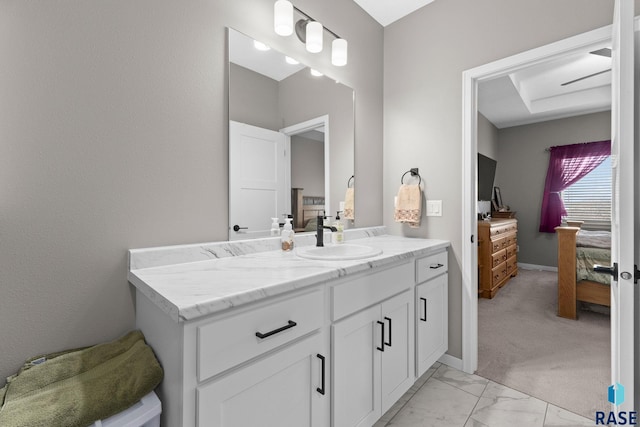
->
(374, 363, 597, 427)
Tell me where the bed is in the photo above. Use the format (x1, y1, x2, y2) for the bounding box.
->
(291, 188, 325, 232)
(555, 221, 611, 319)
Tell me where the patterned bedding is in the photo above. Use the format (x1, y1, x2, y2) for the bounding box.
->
(575, 230, 611, 285)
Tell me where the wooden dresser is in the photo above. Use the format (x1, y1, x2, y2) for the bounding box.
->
(478, 219, 518, 298)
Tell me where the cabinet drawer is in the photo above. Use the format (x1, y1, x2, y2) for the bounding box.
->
(416, 250, 448, 284)
(506, 244, 517, 259)
(506, 256, 517, 275)
(332, 262, 413, 321)
(197, 289, 323, 382)
(490, 224, 511, 236)
(491, 237, 506, 252)
(491, 263, 507, 287)
(505, 233, 517, 247)
(491, 249, 506, 268)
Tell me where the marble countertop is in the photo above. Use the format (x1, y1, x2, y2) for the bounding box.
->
(128, 228, 449, 322)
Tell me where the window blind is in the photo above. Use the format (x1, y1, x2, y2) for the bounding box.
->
(561, 156, 611, 230)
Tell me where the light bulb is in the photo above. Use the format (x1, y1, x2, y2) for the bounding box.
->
(306, 21, 323, 53)
(274, 0, 293, 36)
(332, 38, 348, 66)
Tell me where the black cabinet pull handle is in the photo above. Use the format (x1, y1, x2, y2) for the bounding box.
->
(255, 320, 297, 339)
(376, 321, 385, 352)
(384, 317, 392, 347)
(316, 354, 325, 395)
(420, 297, 427, 322)
(430, 263, 444, 269)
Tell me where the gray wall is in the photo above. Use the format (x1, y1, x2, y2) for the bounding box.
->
(495, 111, 612, 267)
(383, 0, 620, 359)
(229, 63, 280, 130)
(0, 0, 383, 385)
(478, 113, 499, 161)
(291, 135, 324, 197)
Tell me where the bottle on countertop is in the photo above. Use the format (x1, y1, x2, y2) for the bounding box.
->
(281, 218, 295, 251)
(333, 211, 344, 244)
(270, 217, 280, 236)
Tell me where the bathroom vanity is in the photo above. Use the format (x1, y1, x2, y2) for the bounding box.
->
(128, 227, 449, 427)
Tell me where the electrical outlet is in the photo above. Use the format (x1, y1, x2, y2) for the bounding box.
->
(426, 200, 442, 217)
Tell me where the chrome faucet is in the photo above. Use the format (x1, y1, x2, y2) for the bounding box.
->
(316, 215, 337, 247)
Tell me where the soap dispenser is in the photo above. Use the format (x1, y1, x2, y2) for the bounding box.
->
(281, 218, 295, 251)
(270, 217, 280, 236)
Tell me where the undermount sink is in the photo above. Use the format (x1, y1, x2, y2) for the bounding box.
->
(296, 244, 382, 261)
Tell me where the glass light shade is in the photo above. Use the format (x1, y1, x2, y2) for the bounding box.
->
(331, 38, 348, 66)
(306, 21, 323, 53)
(274, 0, 293, 36)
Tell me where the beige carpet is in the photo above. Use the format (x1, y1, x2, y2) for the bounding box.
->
(476, 268, 610, 419)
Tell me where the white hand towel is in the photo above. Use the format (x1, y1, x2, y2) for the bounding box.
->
(394, 184, 421, 228)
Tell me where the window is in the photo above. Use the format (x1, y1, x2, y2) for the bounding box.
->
(561, 156, 611, 230)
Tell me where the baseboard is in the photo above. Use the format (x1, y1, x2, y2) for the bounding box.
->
(517, 263, 557, 272)
(438, 353, 463, 371)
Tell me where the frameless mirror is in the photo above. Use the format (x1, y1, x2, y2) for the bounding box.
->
(228, 28, 355, 240)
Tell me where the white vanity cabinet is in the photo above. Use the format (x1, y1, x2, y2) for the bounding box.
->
(136, 286, 329, 427)
(130, 233, 450, 427)
(331, 262, 415, 427)
(197, 331, 328, 426)
(415, 251, 449, 377)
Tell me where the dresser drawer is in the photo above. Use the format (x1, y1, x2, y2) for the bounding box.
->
(506, 256, 517, 275)
(491, 249, 506, 268)
(491, 237, 506, 252)
(491, 263, 507, 287)
(505, 233, 517, 247)
(197, 288, 323, 382)
(506, 244, 517, 259)
(416, 250, 448, 284)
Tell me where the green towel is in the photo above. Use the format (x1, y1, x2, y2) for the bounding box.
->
(0, 330, 163, 427)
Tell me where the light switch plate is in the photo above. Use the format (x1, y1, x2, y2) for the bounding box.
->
(426, 200, 442, 216)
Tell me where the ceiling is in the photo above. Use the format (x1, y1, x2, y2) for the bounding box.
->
(478, 47, 612, 129)
(352, 0, 436, 26)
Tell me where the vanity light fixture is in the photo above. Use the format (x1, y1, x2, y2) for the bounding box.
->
(274, 0, 294, 36)
(273, 1, 348, 66)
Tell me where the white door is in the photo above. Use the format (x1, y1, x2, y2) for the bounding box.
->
(380, 290, 414, 414)
(229, 121, 287, 240)
(332, 304, 382, 427)
(609, 0, 636, 412)
(416, 275, 448, 377)
(197, 333, 328, 427)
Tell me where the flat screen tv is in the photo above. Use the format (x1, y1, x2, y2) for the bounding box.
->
(478, 153, 497, 201)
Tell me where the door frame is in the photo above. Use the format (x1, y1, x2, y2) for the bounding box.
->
(280, 115, 331, 217)
(461, 24, 617, 374)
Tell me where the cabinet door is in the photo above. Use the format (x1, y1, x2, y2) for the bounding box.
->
(380, 290, 414, 413)
(332, 305, 382, 427)
(416, 274, 448, 377)
(197, 332, 328, 427)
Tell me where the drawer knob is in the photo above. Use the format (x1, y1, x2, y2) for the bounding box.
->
(429, 263, 444, 269)
(255, 320, 297, 339)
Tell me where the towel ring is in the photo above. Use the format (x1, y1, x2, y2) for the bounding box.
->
(347, 175, 355, 188)
(401, 168, 421, 186)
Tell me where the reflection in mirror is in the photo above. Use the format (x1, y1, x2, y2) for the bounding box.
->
(228, 28, 355, 240)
